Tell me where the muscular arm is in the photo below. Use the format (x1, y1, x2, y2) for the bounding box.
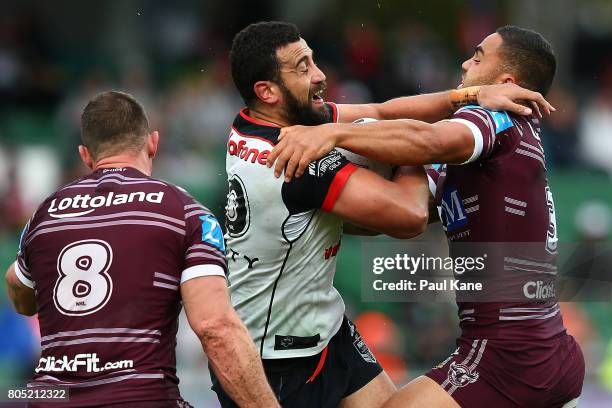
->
(337, 92, 456, 123)
(331, 166, 429, 239)
(268, 119, 475, 180)
(181, 276, 279, 408)
(268, 84, 554, 180)
(343, 222, 381, 236)
(332, 119, 475, 165)
(5, 263, 37, 316)
(335, 84, 552, 123)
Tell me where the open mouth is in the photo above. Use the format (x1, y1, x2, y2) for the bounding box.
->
(311, 89, 324, 104)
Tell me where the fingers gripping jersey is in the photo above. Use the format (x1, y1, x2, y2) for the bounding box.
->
(14, 167, 226, 407)
(225, 105, 357, 359)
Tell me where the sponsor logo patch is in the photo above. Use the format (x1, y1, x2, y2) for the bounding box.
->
(35, 353, 133, 373)
(309, 151, 344, 177)
(200, 215, 226, 253)
(227, 138, 271, 166)
(348, 321, 377, 364)
(225, 175, 250, 238)
(48, 192, 164, 218)
(440, 187, 468, 232)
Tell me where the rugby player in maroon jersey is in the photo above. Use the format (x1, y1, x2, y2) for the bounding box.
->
(268, 26, 584, 408)
(4, 91, 279, 408)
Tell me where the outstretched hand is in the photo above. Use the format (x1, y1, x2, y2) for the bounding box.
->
(477, 83, 555, 117)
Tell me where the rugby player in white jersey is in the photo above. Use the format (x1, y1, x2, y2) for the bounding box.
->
(217, 21, 555, 408)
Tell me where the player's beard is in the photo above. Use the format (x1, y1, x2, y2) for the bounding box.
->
(278, 81, 330, 126)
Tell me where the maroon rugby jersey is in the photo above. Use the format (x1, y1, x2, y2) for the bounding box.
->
(429, 105, 566, 341)
(14, 167, 227, 407)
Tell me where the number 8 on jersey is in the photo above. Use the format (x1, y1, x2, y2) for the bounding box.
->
(53, 239, 113, 316)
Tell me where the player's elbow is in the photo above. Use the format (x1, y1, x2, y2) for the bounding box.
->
(193, 310, 243, 347)
(5, 272, 36, 316)
(389, 204, 429, 239)
(9, 293, 37, 316)
(13, 303, 37, 316)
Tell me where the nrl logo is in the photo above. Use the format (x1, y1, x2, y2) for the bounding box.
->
(447, 361, 479, 387)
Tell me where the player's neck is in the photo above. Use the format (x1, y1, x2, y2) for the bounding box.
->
(247, 107, 289, 127)
(93, 154, 152, 176)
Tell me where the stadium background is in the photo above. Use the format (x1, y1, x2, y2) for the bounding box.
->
(0, 0, 611, 406)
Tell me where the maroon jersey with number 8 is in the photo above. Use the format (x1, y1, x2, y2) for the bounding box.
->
(15, 167, 227, 407)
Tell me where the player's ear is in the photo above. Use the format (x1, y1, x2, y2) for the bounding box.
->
(147, 131, 159, 159)
(499, 73, 517, 86)
(78, 145, 95, 170)
(253, 81, 280, 105)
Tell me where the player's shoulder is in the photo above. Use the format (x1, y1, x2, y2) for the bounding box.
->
(454, 104, 515, 135)
(26, 172, 95, 225)
(163, 182, 213, 216)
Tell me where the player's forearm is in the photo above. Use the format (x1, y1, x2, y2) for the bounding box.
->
(391, 166, 430, 238)
(371, 92, 454, 123)
(333, 120, 439, 166)
(372, 88, 480, 123)
(202, 315, 279, 408)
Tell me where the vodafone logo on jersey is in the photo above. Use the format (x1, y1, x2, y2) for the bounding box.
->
(227, 138, 271, 166)
(47, 192, 164, 218)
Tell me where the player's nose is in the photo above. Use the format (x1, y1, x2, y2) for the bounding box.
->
(461, 59, 471, 72)
(312, 64, 326, 83)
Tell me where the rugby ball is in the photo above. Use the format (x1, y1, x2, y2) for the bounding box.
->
(336, 117, 394, 179)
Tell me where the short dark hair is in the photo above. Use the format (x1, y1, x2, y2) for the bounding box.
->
(230, 21, 301, 105)
(496, 26, 556, 95)
(81, 91, 150, 159)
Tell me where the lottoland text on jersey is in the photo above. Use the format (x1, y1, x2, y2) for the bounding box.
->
(360, 240, 612, 302)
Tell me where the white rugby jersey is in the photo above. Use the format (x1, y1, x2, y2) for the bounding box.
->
(225, 105, 357, 359)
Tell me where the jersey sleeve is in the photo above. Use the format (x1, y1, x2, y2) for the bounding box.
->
(450, 105, 515, 163)
(324, 102, 339, 123)
(282, 149, 357, 214)
(180, 191, 228, 284)
(15, 219, 34, 289)
(425, 165, 441, 197)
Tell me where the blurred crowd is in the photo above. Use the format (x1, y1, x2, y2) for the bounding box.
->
(0, 0, 611, 405)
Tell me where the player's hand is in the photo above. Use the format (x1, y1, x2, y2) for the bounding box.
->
(267, 123, 337, 182)
(477, 83, 555, 117)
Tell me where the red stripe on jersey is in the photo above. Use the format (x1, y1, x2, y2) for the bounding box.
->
(321, 163, 358, 212)
(231, 127, 276, 147)
(305, 346, 328, 383)
(239, 108, 281, 128)
(326, 102, 339, 123)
